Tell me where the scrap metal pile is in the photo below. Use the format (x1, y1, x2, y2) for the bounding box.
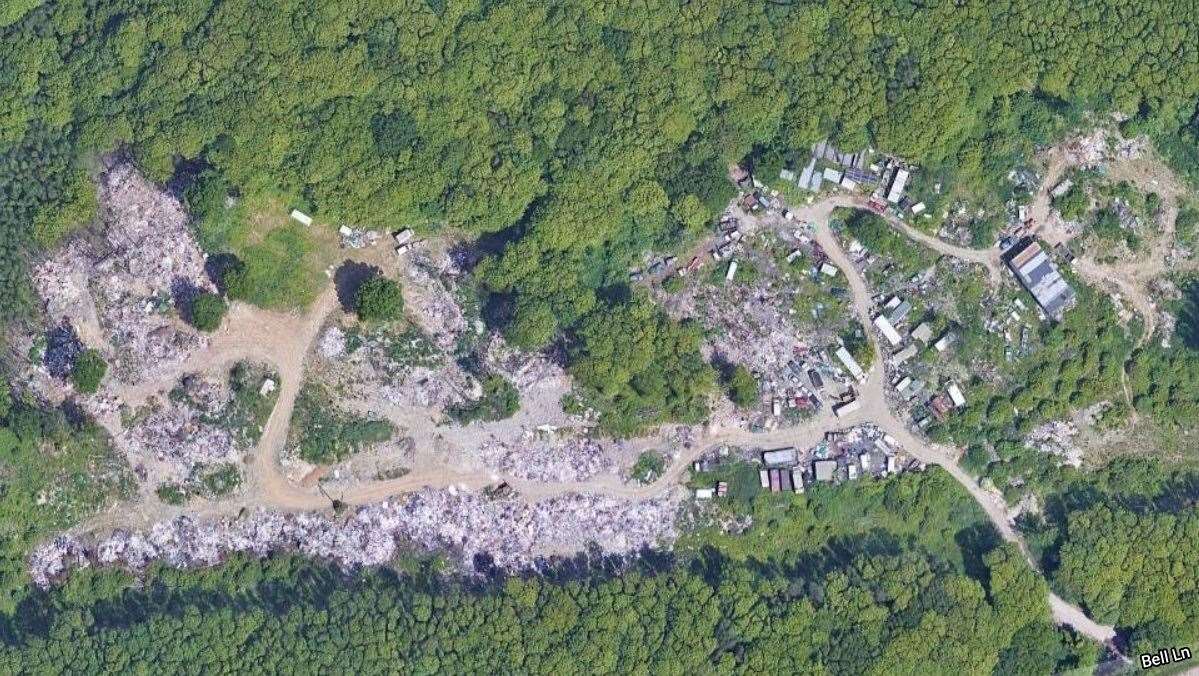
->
(30, 488, 681, 587)
(658, 218, 847, 430)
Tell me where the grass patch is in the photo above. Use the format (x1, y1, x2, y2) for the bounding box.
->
(289, 383, 394, 464)
(154, 462, 244, 505)
(384, 324, 443, 369)
(226, 223, 322, 309)
(155, 483, 188, 506)
(169, 362, 279, 448)
(215, 362, 279, 446)
(834, 206, 935, 280)
(187, 177, 335, 311)
(689, 459, 762, 510)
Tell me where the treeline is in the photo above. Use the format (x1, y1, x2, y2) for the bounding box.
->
(0, 471, 1099, 674)
(3, 0, 1199, 432)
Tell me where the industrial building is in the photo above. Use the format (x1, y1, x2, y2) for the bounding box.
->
(835, 346, 866, 381)
(1005, 239, 1076, 320)
(762, 447, 798, 466)
(873, 315, 903, 346)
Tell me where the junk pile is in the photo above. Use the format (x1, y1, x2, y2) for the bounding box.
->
(31, 162, 211, 384)
(403, 252, 468, 351)
(1025, 421, 1083, 467)
(482, 334, 568, 392)
(121, 374, 240, 478)
(30, 489, 681, 587)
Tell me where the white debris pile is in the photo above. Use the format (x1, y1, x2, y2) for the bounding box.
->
(32, 244, 95, 326)
(121, 374, 239, 475)
(1060, 129, 1146, 167)
(396, 490, 680, 567)
(403, 253, 468, 350)
(377, 365, 471, 409)
(98, 164, 211, 292)
(30, 490, 681, 586)
(664, 268, 804, 381)
(313, 321, 470, 411)
(29, 536, 91, 588)
(478, 434, 616, 482)
(1025, 421, 1083, 467)
(31, 161, 211, 383)
(482, 333, 568, 391)
(317, 325, 347, 359)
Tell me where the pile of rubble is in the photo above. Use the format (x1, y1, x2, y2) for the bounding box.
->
(662, 237, 816, 383)
(477, 433, 616, 483)
(30, 489, 681, 587)
(314, 323, 470, 411)
(1060, 129, 1146, 168)
(31, 161, 211, 384)
(1025, 420, 1083, 467)
(482, 334, 567, 392)
(317, 325, 348, 359)
(377, 366, 472, 409)
(403, 252, 468, 351)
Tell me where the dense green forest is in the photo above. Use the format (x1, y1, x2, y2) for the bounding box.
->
(3, 0, 1199, 430)
(1019, 457, 1199, 656)
(0, 471, 1098, 674)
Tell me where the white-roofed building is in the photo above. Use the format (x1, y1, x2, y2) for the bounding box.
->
(835, 346, 866, 381)
(886, 168, 910, 203)
(873, 315, 903, 346)
(947, 383, 966, 408)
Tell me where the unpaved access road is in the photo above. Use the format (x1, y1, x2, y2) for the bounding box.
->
(82, 190, 1118, 646)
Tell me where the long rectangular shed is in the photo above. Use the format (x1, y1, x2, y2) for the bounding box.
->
(762, 447, 798, 466)
(835, 347, 866, 381)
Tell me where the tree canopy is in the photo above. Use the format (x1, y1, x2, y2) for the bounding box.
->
(355, 276, 405, 323)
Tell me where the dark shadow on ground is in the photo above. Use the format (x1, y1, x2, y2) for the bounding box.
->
(334, 261, 381, 313)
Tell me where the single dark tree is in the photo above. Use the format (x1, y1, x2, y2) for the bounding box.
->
(71, 349, 107, 394)
(355, 275, 404, 322)
(726, 364, 759, 408)
(190, 292, 227, 332)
